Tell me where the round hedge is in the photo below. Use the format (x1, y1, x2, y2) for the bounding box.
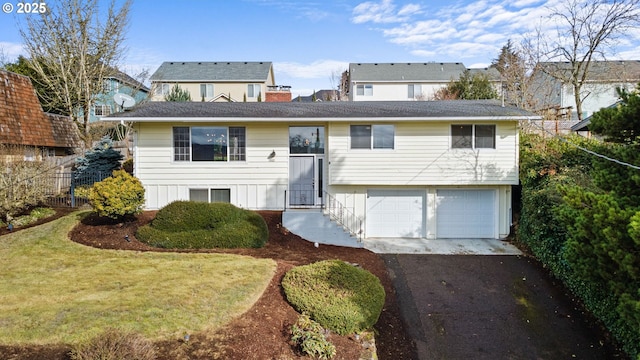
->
(135, 201, 268, 249)
(282, 260, 385, 335)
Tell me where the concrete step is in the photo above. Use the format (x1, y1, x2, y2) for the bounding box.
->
(282, 209, 363, 248)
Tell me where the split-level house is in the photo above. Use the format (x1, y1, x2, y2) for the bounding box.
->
(149, 61, 291, 102)
(88, 69, 150, 122)
(347, 62, 502, 101)
(531, 60, 640, 123)
(105, 100, 539, 241)
(0, 70, 82, 164)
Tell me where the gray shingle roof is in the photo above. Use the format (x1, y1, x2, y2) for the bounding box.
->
(150, 61, 273, 82)
(349, 62, 467, 82)
(536, 60, 640, 82)
(105, 100, 539, 120)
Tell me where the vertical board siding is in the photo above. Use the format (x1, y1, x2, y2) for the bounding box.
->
(328, 121, 518, 185)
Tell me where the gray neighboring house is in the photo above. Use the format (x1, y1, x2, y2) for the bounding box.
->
(530, 60, 640, 122)
(347, 62, 501, 101)
(149, 61, 290, 102)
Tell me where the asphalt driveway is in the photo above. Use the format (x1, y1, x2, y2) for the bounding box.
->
(382, 254, 622, 360)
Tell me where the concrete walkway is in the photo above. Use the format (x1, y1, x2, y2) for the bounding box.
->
(283, 209, 522, 255)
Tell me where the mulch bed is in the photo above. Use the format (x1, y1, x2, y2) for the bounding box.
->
(0, 209, 417, 360)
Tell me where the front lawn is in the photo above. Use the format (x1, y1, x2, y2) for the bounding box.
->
(0, 212, 276, 345)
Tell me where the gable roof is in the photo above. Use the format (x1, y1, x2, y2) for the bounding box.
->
(108, 68, 150, 92)
(104, 100, 539, 122)
(0, 70, 82, 149)
(536, 60, 640, 82)
(349, 62, 467, 82)
(150, 61, 273, 82)
(293, 89, 340, 102)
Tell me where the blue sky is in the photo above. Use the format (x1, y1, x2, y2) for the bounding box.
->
(1, 0, 639, 98)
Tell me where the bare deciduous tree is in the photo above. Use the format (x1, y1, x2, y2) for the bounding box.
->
(19, 0, 132, 143)
(538, 0, 640, 120)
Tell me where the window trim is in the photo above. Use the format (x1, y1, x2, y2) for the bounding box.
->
(247, 84, 261, 98)
(173, 126, 246, 162)
(350, 124, 395, 150)
(356, 84, 373, 96)
(189, 188, 231, 203)
(450, 124, 496, 150)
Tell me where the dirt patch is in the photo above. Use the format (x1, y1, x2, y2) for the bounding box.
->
(1, 210, 417, 360)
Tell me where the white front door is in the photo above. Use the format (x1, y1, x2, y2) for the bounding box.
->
(289, 156, 314, 206)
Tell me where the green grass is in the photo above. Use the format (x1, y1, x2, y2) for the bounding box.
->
(0, 212, 276, 345)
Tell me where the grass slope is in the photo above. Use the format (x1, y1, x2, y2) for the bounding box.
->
(0, 212, 276, 345)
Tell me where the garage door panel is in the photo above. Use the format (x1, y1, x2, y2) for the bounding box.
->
(366, 190, 424, 238)
(436, 190, 496, 238)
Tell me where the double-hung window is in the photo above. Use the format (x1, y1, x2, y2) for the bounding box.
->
(200, 83, 214, 99)
(451, 124, 496, 149)
(173, 126, 246, 162)
(408, 84, 422, 99)
(356, 84, 373, 96)
(93, 105, 111, 116)
(350, 125, 394, 149)
(154, 83, 171, 97)
(247, 84, 261, 98)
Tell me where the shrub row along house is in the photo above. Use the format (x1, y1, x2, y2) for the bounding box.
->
(104, 100, 539, 241)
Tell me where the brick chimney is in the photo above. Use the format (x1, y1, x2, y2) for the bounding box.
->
(265, 85, 292, 102)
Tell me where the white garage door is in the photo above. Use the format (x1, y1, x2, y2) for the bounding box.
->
(366, 190, 424, 238)
(436, 189, 496, 238)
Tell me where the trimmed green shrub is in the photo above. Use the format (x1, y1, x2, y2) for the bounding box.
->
(291, 313, 336, 359)
(136, 201, 268, 249)
(69, 328, 156, 360)
(518, 133, 640, 358)
(89, 170, 145, 220)
(282, 260, 385, 335)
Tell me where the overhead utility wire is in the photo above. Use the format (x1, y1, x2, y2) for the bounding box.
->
(527, 120, 640, 171)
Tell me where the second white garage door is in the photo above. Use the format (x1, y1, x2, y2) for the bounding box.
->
(366, 190, 425, 238)
(436, 189, 496, 238)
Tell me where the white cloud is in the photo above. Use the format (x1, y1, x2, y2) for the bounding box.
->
(0, 42, 25, 62)
(352, 0, 421, 24)
(274, 59, 349, 79)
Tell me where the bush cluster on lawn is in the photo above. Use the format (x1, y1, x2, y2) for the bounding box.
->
(1, 207, 55, 228)
(282, 260, 385, 336)
(291, 313, 336, 359)
(69, 328, 156, 360)
(88, 170, 145, 220)
(518, 132, 640, 358)
(136, 201, 268, 249)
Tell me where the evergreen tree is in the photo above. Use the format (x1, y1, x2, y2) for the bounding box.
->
(446, 70, 498, 100)
(589, 85, 640, 145)
(74, 136, 124, 180)
(164, 84, 192, 102)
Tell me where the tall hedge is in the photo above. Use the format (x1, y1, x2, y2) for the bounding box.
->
(518, 133, 640, 358)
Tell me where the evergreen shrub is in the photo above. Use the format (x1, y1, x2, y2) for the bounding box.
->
(282, 260, 385, 335)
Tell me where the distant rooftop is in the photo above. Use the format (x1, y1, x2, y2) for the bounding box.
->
(150, 61, 273, 82)
(349, 62, 468, 82)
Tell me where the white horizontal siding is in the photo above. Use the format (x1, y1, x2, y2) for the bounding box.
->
(328, 121, 518, 186)
(134, 122, 289, 209)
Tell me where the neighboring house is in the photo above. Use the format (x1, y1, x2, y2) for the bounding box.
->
(0, 70, 82, 163)
(293, 89, 340, 102)
(89, 69, 150, 122)
(105, 100, 539, 240)
(530, 60, 640, 121)
(347, 62, 501, 101)
(149, 61, 290, 102)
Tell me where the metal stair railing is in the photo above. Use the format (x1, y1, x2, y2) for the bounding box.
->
(321, 191, 363, 241)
